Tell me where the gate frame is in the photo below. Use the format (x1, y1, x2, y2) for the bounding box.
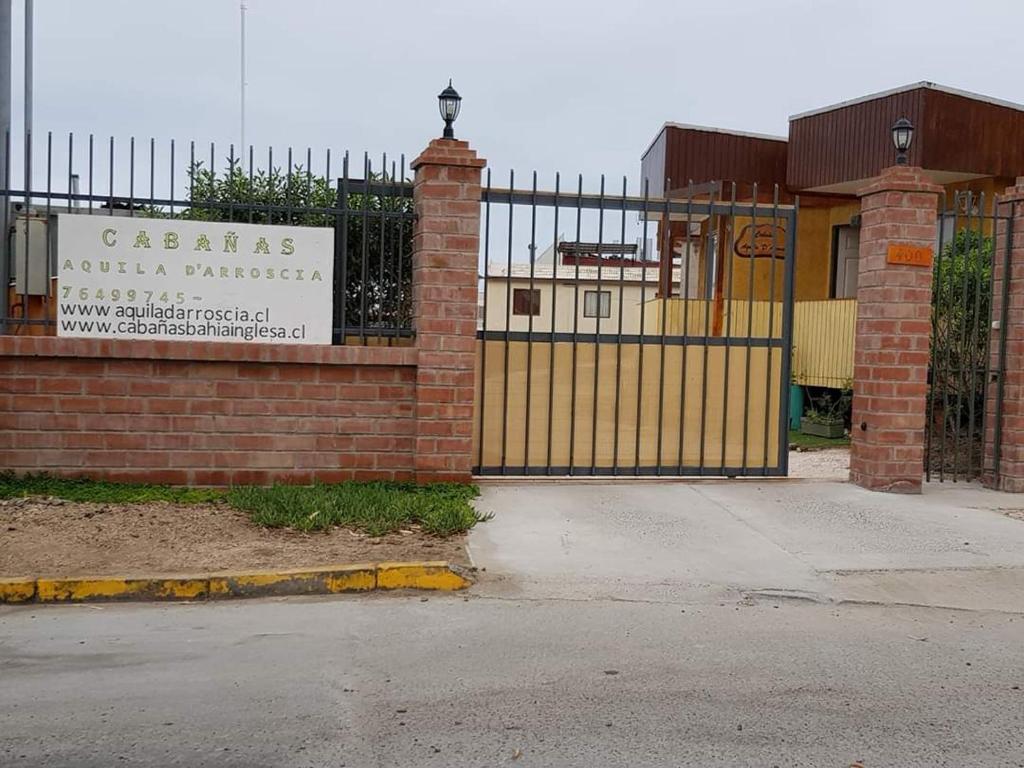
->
(472, 182, 799, 478)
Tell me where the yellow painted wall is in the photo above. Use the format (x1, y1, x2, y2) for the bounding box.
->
(646, 297, 856, 389)
(718, 200, 860, 304)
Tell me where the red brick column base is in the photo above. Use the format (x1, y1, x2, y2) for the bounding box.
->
(850, 166, 941, 493)
(410, 139, 485, 483)
(983, 179, 1024, 492)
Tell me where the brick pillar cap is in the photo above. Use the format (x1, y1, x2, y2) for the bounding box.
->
(411, 138, 486, 170)
(857, 165, 943, 198)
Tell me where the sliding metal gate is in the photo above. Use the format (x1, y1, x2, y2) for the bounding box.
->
(472, 174, 797, 477)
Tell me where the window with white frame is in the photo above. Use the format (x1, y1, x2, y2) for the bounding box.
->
(583, 290, 611, 318)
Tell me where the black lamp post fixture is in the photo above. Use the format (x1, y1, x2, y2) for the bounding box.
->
(438, 80, 462, 140)
(891, 117, 914, 165)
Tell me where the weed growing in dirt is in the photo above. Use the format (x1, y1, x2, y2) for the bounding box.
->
(227, 482, 488, 536)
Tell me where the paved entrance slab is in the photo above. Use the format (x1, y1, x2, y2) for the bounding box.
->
(469, 480, 1024, 611)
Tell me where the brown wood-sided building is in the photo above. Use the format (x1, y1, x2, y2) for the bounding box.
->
(640, 82, 1024, 305)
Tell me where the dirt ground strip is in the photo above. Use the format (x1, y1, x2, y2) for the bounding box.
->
(0, 498, 469, 578)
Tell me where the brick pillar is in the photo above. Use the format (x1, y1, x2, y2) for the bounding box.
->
(983, 179, 1024, 491)
(850, 166, 941, 493)
(410, 139, 486, 483)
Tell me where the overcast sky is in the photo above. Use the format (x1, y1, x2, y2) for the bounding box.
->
(11, 0, 1024, 193)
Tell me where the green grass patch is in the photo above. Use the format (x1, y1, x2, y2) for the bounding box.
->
(0, 473, 487, 537)
(788, 429, 850, 450)
(228, 483, 487, 536)
(227, 481, 487, 536)
(0, 471, 225, 504)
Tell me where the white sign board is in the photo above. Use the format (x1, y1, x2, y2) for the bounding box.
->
(56, 215, 334, 344)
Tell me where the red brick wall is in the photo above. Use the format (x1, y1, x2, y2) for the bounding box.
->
(984, 181, 1024, 491)
(0, 337, 418, 485)
(849, 166, 941, 493)
(0, 138, 490, 487)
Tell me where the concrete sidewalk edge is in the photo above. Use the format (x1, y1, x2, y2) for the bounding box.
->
(0, 561, 471, 604)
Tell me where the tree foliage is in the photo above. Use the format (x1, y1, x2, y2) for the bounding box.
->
(930, 228, 993, 433)
(183, 159, 413, 334)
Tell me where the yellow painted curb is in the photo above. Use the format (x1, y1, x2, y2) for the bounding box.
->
(1, 561, 470, 604)
(36, 576, 209, 603)
(207, 564, 377, 598)
(0, 577, 36, 603)
(377, 561, 472, 591)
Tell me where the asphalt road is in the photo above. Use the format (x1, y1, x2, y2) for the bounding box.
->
(2, 592, 1022, 768)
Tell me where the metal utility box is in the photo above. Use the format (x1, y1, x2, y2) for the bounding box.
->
(10, 210, 54, 296)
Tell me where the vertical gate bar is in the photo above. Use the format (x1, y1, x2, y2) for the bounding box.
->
(397, 156, 407, 338)
(719, 182, 738, 473)
(654, 182, 673, 474)
(545, 172, 560, 474)
(777, 199, 799, 476)
(389, 157, 398, 343)
(760, 185, 780, 473)
(106, 137, 114, 219)
(939, 194, 962, 482)
(332, 175, 345, 345)
(966, 192, 987, 479)
(612, 176, 627, 474)
(499, 169, 514, 475)
(388, 157, 396, 343)
(979, 193, 999, 480)
(227, 143, 236, 223)
(0, 130, 8, 331)
(568, 174, 583, 476)
(337, 152, 350, 344)
(67, 133, 74, 214)
(18, 129, 28, 333)
(634, 179, 651, 473)
(128, 137, 134, 214)
(188, 140, 195, 215)
(953, 193, 975, 481)
(590, 175, 606, 475)
(377, 152, 387, 341)
(698, 183, 717, 474)
(87, 134, 94, 215)
(926, 192, 948, 481)
(992, 200, 1014, 486)
(741, 183, 759, 472)
(209, 142, 216, 217)
(42, 132, 51, 322)
(285, 147, 294, 225)
(524, 171, 538, 473)
(267, 146, 274, 224)
(359, 153, 370, 344)
(166, 138, 172, 218)
(676, 182, 695, 473)
(476, 169, 492, 471)
(247, 145, 254, 224)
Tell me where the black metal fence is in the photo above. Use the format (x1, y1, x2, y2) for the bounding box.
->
(926, 190, 1010, 482)
(0, 132, 414, 344)
(474, 172, 797, 477)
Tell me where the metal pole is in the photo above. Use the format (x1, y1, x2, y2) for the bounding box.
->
(0, 0, 8, 330)
(240, 1, 246, 158)
(23, 0, 29, 142)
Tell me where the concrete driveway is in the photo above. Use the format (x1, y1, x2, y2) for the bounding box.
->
(469, 479, 1024, 612)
